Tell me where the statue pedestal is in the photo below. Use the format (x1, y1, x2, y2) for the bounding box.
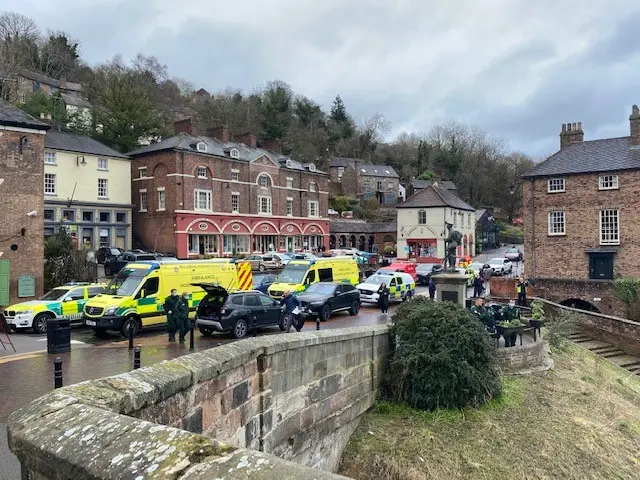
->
(432, 272, 468, 308)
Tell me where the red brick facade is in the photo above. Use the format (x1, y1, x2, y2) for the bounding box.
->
(0, 120, 48, 305)
(130, 131, 329, 259)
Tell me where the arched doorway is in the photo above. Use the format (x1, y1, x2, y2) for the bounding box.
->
(358, 235, 366, 251)
(329, 235, 336, 249)
(349, 235, 356, 248)
(560, 299, 601, 313)
(339, 235, 346, 248)
(368, 235, 374, 252)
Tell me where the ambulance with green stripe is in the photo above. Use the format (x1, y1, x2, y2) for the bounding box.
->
(82, 259, 252, 337)
(356, 271, 416, 304)
(4, 283, 106, 333)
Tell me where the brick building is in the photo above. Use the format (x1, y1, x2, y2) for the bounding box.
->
(0, 100, 50, 306)
(329, 220, 397, 253)
(128, 120, 330, 258)
(329, 157, 400, 205)
(522, 105, 640, 313)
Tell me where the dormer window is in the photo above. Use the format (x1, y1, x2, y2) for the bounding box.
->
(308, 164, 316, 173)
(230, 148, 239, 159)
(286, 159, 293, 168)
(196, 141, 208, 153)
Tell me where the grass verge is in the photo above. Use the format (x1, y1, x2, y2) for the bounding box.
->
(338, 343, 640, 480)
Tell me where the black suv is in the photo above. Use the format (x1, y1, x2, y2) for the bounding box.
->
(96, 247, 123, 264)
(193, 284, 286, 339)
(103, 251, 157, 276)
(297, 282, 360, 321)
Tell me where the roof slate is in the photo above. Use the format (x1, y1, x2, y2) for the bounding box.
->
(45, 130, 129, 159)
(398, 184, 474, 211)
(330, 157, 356, 167)
(355, 163, 399, 178)
(523, 136, 640, 178)
(0, 99, 50, 130)
(410, 179, 457, 190)
(128, 133, 325, 174)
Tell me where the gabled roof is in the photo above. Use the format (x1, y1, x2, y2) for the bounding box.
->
(60, 93, 93, 109)
(523, 136, 640, 178)
(128, 133, 326, 174)
(0, 99, 50, 130)
(398, 184, 474, 211)
(355, 163, 399, 178)
(330, 157, 357, 167)
(45, 130, 129, 159)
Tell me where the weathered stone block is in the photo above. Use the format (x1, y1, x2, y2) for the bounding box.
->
(308, 373, 343, 403)
(232, 381, 250, 409)
(201, 397, 222, 431)
(182, 407, 203, 434)
(129, 360, 193, 401)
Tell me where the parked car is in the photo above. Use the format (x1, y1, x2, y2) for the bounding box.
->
(273, 253, 292, 266)
(466, 262, 484, 277)
(505, 247, 523, 262)
(488, 258, 513, 275)
(416, 263, 442, 285)
(297, 282, 361, 320)
(103, 251, 157, 276)
(376, 262, 418, 281)
(244, 253, 284, 272)
(194, 284, 285, 339)
(96, 247, 123, 264)
(357, 272, 416, 304)
(291, 252, 318, 260)
(253, 274, 277, 293)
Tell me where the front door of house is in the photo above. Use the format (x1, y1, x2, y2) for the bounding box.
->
(0, 260, 10, 307)
(589, 253, 614, 280)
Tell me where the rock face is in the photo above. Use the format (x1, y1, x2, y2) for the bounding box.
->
(8, 326, 390, 479)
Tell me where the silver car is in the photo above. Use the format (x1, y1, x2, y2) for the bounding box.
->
(245, 253, 284, 272)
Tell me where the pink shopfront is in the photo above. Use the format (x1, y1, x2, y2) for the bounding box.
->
(175, 213, 329, 258)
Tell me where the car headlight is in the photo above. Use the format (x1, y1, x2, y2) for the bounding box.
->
(104, 306, 119, 315)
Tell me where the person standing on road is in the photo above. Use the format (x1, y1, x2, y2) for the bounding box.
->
(377, 282, 390, 314)
(473, 275, 485, 298)
(516, 276, 529, 306)
(481, 263, 492, 296)
(428, 276, 436, 300)
(176, 292, 191, 344)
(163, 289, 180, 342)
(281, 290, 303, 332)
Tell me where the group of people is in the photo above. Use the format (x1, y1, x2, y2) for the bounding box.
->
(163, 289, 192, 343)
(465, 264, 493, 298)
(469, 296, 521, 333)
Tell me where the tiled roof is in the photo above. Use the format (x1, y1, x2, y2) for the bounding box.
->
(45, 130, 129, 159)
(128, 133, 325, 174)
(356, 163, 399, 178)
(16, 68, 83, 92)
(330, 157, 356, 167)
(329, 220, 396, 234)
(60, 93, 93, 109)
(523, 136, 640, 178)
(410, 179, 457, 190)
(398, 184, 474, 211)
(0, 99, 50, 130)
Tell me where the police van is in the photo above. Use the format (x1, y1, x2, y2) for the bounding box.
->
(82, 259, 253, 337)
(356, 271, 416, 304)
(268, 257, 359, 299)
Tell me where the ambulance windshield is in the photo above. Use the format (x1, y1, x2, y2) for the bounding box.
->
(276, 264, 308, 284)
(105, 268, 146, 296)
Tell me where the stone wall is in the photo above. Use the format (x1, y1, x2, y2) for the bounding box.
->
(496, 340, 553, 375)
(538, 298, 640, 357)
(8, 326, 389, 479)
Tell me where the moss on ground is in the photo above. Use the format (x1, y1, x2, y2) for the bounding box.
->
(339, 343, 640, 480)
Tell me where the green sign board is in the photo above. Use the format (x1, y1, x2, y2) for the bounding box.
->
(17, 274, 36, 298)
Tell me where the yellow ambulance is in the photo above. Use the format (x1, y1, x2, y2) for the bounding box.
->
(268, 256, 359, 298)
(82, 259, 252, 337)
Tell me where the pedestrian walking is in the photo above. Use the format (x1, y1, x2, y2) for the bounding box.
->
(516, 276, 529, 306)
(428, 276, 436, 300)
(473, 276, 485, 298)
(163, 289, 181, 342)
(377, 282, 390, 314)
(481, 263, 492, 296)
(176, 292, 191, 344)
(280, 290, 303, 332)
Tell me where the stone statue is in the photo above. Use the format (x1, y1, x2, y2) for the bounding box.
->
(444, 222, 462, 271)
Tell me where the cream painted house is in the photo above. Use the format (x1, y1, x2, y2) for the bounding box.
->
(397, 184, 475, 262)
(43, 130, 132, 250)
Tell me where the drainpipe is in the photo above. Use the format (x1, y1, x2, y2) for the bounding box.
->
(529, 178, 536, 276)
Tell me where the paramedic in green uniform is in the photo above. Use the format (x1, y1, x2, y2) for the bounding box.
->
(176, 292, 190, 344)
(470, 297, 494, 332)
(163, 289, 180, 342)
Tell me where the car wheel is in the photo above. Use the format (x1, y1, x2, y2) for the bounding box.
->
(104, 265, 112, 276)
(121, 316, 139, 338)
(349, 301, 360, 316)
(321, 304, 331, 321)
(32, 313, 53, 333)
(199, 327, 213, 336)
(232, 318, 248, 339)
(259, 264, 266, 272)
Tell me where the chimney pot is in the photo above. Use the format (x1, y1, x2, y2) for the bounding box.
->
(561, 124, 567, 133)
(630, 104, 640, 146)
(560, 121, 584, 149)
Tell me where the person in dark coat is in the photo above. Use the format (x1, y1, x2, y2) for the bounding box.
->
(377, 282, 390, 314)
(176, 292, 190, 344)
(163, 289, 180, 342)
(473, 276, 485, 298)
(428, 276, 436, 300)
(280, 290, 303, 332)
(516, 276, 529, 306)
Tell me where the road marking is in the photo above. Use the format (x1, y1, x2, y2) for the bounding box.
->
(0, 351, 46, 364)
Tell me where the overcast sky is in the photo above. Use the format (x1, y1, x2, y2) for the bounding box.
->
(5, 0, 640, 157)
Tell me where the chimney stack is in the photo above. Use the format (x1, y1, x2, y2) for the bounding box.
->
(174, 118, 198, 135)
(261, 139, 283, 153)
(630, 105, 640, 147)
(207, 125, 229, 143)
(559, 121, 584, 149)
(234, 133, 257, 149)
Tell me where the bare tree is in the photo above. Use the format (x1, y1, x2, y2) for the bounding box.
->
(0, 11, 40, 98)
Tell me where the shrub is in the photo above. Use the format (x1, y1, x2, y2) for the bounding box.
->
(382, 297, 502, 410)
(44, 225, 97, 291)
(383, 245, 396, 255)
(612, 276, 640, 319)
(546, 310, 576, 350)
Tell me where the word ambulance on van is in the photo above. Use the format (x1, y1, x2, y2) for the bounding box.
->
(82, 259, 252, 337)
